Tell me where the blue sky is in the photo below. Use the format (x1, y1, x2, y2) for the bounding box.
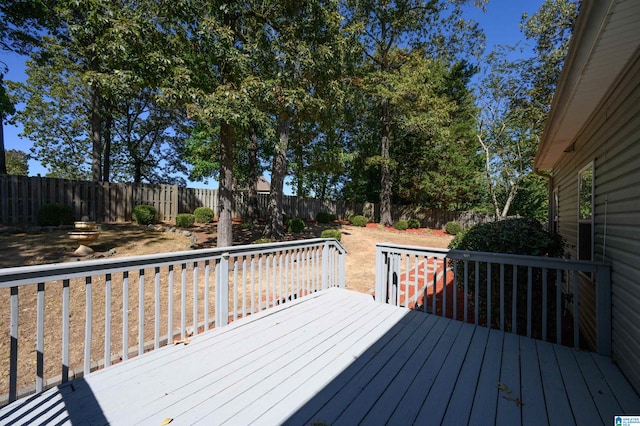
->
(1, 0, 545, 188)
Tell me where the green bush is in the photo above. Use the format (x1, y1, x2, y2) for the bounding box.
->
(320, 229, 342, 241)
(448, 218, 564, 338)
(393, 220, 408, 230)
(408, 219, 421, 229)
(349, 215, 368, 227)
(253, 237, 273, 245)
(288, 218, 305, 233)
(132, 205, 156, 225)
(37, 203, 74, 226)
(445, 221, 463, 235)
(316, 212, 336, 223)
(176, 213, 195, 228)
(193, 206, 215, 223)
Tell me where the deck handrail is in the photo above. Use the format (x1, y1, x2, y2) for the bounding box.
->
(375, 243, 611, 356)
(0, 238, 346, 405)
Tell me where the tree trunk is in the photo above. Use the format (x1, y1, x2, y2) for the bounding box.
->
(246, 125, 259, 224)
(264, 113, 291, 240)
(217, 121, 234, 248)
(294, 132, 304, 218)
(103, 113, 112, 182)
(380, 98, 393, 226)
(477, 134, 501, 217)
(500, 180, 519, 218)
(134, 158, 142, 183)
(0, 117, 6, 174)
(90, 89, 102, 182)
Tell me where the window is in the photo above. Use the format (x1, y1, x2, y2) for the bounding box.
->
(578, 163, 593, 260)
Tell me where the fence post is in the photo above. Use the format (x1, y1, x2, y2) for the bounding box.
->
(216, 252, 230, 328)
(596, 264, 612, 356)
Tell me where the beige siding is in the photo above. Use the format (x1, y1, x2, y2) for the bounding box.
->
(550, 48, 640, 392)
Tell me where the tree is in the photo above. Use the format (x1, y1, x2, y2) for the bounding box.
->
(343, 0, 485, 225)
(157, 0, 267, 247)
(474, 0, 579, 218)
(9, 1, 184, 182)
(248, 1, 347, 240)
(0, 69, 16, 174)
(5, 148, 28, 175)
(391, 59, 484, 210)
(1, 0, 58, 175)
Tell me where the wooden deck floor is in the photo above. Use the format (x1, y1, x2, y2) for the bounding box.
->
(1, 287, 638, 425)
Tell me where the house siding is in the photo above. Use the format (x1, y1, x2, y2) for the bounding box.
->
(550, 47, 640, 392)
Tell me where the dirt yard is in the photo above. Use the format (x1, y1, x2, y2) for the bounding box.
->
(0, 221, 453, 397)
(0, 222, 453, 293)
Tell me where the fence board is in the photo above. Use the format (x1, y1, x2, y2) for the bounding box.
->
(0, 175, 493, 228)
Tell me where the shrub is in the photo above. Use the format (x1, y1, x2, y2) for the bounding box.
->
(132, 205, 156, 225)
(445, 221, 463, 235)
(37, 203, 74, 226)
(448, 218, 564, 338)
(176, 213, 195, 228)
(316, 212, 336, 224)
(320, 229, 342, 241)
(253, 237, 273, 245)
(408, 219, 421, 229)
(193, 206, 215, 223)
(349, 215, 368, 227)
(393, 220, 408, 230)
(288, 218, 305, 233)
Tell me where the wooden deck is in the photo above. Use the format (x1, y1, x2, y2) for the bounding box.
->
(1, 287, 638, 425)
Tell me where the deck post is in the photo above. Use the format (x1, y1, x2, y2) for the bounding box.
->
(216, 253, 230, 328)
(374, 245, 387, 303)
(338, 245, 346, 288)
(321, 242, 329, 289)
(596, 264, 612, 356)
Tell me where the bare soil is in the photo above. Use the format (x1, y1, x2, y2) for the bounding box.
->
(0, 221, 453, 397)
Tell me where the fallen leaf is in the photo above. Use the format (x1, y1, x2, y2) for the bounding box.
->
(503, 396, 524, 406)
(497, 382, 512, 394)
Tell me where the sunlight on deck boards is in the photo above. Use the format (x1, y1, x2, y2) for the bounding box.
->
(1, 287, 638, 425)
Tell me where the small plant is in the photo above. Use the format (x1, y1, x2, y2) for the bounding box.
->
(349, 215, 367, 227)
(253, 237, 273, 245)
(288, 218, 305, 233)
(132, 204, 157, 225)
(193, 206, 215, 223)
(320, 229, 341, 241)
(393, 220, 408, 230)
(241, 221, 255, 229)
(176, 213, 195, 228)
(445, 221, 463, 235)
(408, 219, 421, 229)
(316, 212, 336, 224)
(37, 203, 74, 226)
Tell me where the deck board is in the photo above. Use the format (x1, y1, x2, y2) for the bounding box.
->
(468, 329, 504, 425)
(535, 340, 574, 425)
(496, 332, 522, 426)
(440, 325, 489, 425)
(1, 287, 638, 426)
(520, 335, 547, 426)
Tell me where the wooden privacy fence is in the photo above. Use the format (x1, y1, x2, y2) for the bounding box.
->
(0, 175, 493, 228)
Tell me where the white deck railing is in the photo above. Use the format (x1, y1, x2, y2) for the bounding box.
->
(375, 243, 611, 356)
(0, 238, 346, 405)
